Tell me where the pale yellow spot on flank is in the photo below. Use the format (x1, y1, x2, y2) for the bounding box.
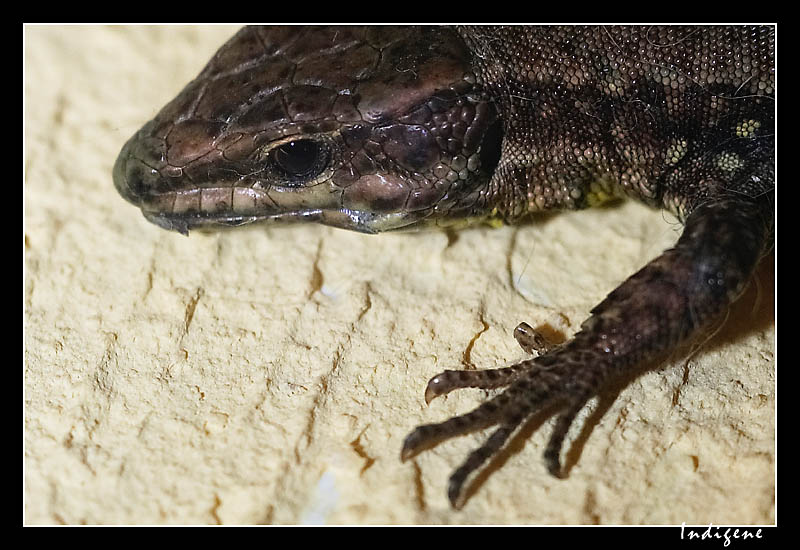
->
(735, 119, 761, 138)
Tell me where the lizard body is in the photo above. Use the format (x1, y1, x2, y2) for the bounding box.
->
(113, 25, 774, 508)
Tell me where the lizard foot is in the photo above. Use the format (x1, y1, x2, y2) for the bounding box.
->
(401, 344, 597, 508)
(401, 197, 772, 508)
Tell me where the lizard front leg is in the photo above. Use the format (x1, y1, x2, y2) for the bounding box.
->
(401, 195, 772, 508)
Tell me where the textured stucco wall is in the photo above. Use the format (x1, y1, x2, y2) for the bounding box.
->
(24, 25, 775, 525)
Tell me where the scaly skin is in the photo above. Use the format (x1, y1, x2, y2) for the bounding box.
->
(113, 26, 774, 508)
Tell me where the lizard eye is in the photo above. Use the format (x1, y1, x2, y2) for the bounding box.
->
(270, 139, 329, 183)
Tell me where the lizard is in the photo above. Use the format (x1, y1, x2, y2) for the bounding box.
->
(112, 25, 775, 509)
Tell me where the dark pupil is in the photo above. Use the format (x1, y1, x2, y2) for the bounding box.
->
(273, 140, 320, 177)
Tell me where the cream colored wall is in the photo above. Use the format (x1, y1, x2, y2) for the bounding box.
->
(23, 25, 774, 525)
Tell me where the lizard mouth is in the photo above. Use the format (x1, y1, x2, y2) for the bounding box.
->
(141, 208, 312, 235)
(138, 199, 429, 235)
(116, 154, 430, 235)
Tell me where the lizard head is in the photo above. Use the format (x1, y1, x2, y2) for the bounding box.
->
(113, 26, 502, 235)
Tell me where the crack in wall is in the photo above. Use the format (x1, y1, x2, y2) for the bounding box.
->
(183, 286, 205, 335)
(349, 426, 376, 475)
(462, 305, 489, 368)
(308, 239, 324, 298)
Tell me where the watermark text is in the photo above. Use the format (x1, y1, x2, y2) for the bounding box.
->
(681, 523, 763, 546)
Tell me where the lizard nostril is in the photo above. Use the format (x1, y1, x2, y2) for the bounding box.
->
(113, 137, 150, 205)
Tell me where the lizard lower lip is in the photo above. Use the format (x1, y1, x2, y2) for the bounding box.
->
(141, 210, 262, 235)
(139, 207, 330, 235)
(139, 205, 427, 235)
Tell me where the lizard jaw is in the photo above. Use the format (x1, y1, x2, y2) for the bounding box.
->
(139, 203, 431, 236)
